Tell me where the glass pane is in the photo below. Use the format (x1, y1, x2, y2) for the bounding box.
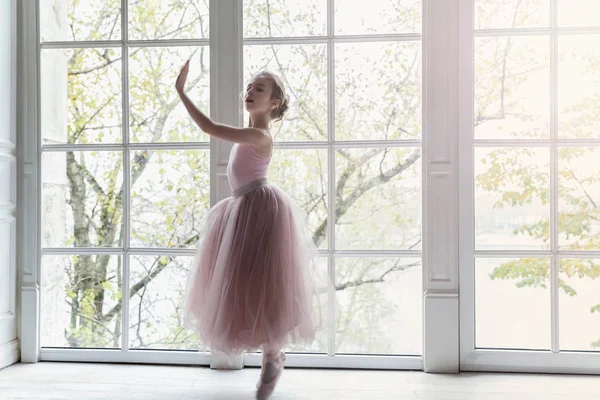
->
(475, 258, 551, 350)
(270, 149, 328, 249)
(42, 151, 124, 248)
(558, 0, 600, 27)
(335, 147, 421, 251)
(475, 147, 550, 250)
(336, 42, 421, 141)
(558, 36, 600, 139)
(41, 255, 122, 349)
(130, 47, 210, 143)
(559, 259, 600, 352)
(40, 0, 121, 42)
(335, 0, 421, 35)
(129, 0, 209, 40)
(131, 149, 210, 248)
(41, 49, 122, 145)
(244, 0, 326, 37)
(244, 44, 327, 142)
(475, 0, 549, 29)
(474, 36, 550, 139)
(558, 147, 600, 250)
(335, 257, 422, 355)
(284, 257, 328, 354)
(129, 255, 203, 350)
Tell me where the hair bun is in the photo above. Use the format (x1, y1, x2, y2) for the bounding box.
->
(275, 94, 290, 120)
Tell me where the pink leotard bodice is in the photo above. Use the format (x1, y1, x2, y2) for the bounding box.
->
(227, 143, 271, 191)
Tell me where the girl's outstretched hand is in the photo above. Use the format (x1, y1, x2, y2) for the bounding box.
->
(176, 59, 190, 94)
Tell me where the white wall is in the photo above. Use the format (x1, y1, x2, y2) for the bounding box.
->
(0, 0, 19, 369)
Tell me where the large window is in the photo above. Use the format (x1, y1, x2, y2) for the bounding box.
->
(243, 0, 423, 356)
(36, 0, 423, 364)
(40, 0, 211, 352)
(464, 0, 600, 361)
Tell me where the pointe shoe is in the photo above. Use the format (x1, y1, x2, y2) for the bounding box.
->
(256, 351, 286, 400)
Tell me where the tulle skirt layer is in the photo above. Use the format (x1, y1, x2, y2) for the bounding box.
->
(184, 182, 322, 355)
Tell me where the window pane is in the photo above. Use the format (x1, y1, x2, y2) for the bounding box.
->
(129, 0, 209, 40)
(559, 259, 600, 352)
(269, 149, 328, 249)
(474, 36, 550, 140)
(335, 257, 422, 355)
(41, 255, 122, 349)
(40, 0, 121, 42)
(558, 147, 600, 250)
(41, 48, 122, 145)
(475, 0, 549, 29)
(244, 44, 327, 142)
(475, 258, 551, 350)
(335, 0, 421, 35)
(244, 0, 326, 38)
(558, 35, 600, 139)
(129, 255, 203, 350)
(42, 151, 124, 248)
(335, 42, 421, 141)
(130, 47, 210, 143)
(335, 147, 421, 251)
(131, 149, 210, 249)
(558, 0, 600, 27)
(475, 147, 550, 251)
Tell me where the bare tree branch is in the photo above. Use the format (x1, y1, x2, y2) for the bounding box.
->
(336, 261, 421, 291)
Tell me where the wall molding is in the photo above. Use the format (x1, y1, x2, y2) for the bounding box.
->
(0, 0, 19, 370)
(0, 339, 20, 370)
(0, 140, 16, 152)
(422, 0, 460, 373)
(17, 0, 41, 363)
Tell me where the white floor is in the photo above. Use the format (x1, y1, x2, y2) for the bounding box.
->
(1, 362, 600, 400)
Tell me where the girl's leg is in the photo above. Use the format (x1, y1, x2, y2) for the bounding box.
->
(262, 341, 282, 356)
(260, 341, 285, 381)
(256, 341, 286, 399)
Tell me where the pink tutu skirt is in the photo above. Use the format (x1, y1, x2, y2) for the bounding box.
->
(184, 180, 322, 355)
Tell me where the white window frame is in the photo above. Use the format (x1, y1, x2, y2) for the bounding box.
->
(458, 0, 600, 374)
(17, 0, 462, 372)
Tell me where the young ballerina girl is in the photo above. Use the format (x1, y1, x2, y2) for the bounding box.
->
(176, 60, 320, 399)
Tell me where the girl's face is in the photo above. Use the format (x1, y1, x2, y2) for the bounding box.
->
(244, 77, 279, 117)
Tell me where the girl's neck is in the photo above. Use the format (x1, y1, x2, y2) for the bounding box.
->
(249, 114, 270, 130)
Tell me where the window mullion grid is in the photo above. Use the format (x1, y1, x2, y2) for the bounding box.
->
(326, 0, 336, 358)
(473, 249, 600, 258)
(41, 142, 213, 152)
(473, 26, 600, 37)
(41, 39, 210, 49)
(41, 140, 420, 152)
(38, 0, 430, 359)
(550, 0, 560, 354)
(243, 33, 421, 45)
(41, 247, 420, 258)
(321, 2, 425, 359)
(474, 3, 562, 354)
(41, 248, 125, 256)
(472, 1, 587, 356)
(121, 0, 131, 353)
(472, 138, 600, 147)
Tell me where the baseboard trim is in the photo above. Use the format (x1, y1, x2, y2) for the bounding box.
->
(423, 293, 459, 373)
(0, 339, 20, 369)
